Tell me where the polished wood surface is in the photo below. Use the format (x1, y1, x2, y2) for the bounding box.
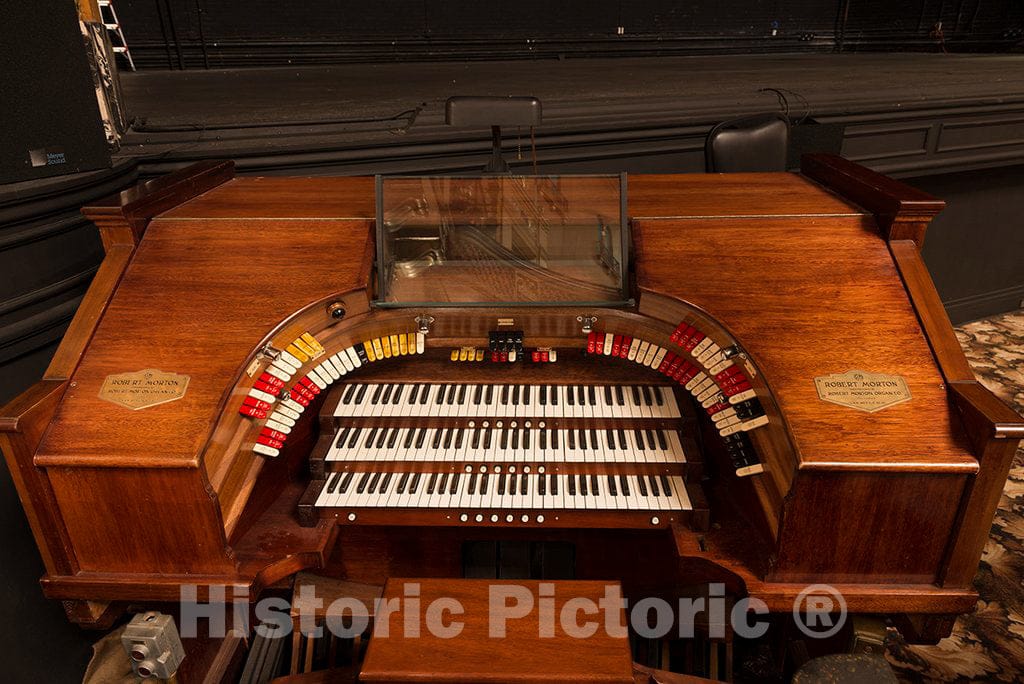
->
(0, 156, 1020, 655)
(633, 214, 975, 471)
(360, 578, 634, 683)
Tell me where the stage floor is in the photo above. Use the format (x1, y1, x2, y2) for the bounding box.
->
(117, 53, 1024, 170)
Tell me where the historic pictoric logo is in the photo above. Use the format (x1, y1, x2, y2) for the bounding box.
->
(98, 369, 190, 410)
(813, 370, 911, 413)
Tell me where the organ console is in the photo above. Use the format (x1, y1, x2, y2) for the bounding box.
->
(2, 155, 1022, 667)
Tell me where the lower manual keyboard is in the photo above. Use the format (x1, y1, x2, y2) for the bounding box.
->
(306, 470, 694, 529)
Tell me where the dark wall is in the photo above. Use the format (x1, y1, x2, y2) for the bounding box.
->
(914, 165, 1024, 323)
(119, 0, 1024, 69)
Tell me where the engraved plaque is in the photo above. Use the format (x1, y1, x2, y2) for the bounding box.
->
(814, 370, 911, 413)
(98, 369, 190, 410)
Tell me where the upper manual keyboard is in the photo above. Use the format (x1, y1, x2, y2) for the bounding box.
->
(332, 383, 681, 419)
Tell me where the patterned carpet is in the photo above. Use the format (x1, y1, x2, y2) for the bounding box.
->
(885, 310, 1024, 682)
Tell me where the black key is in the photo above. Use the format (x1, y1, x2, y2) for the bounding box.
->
(568, 430, 576, 450)
(374, 428, 388, 449)
(446, 385, 457, 405)
(587, 386, 596, 406)
(591, 474, 600, 495)
(432, 429, 443, 449)
(522, 385, 531, 405)
(407, 384, 419, 404)
(508, 473, 517, 495)
(539, 385, 547, 405)
(604, 386, 613, 405)
(642, 385, 653, 406)
(660, 475, 672, 497)
(501, 429, 509, 450)
(511, 385, 519, 406)
(523, 429, 530, 450)
(419, 385, 429, 405)
(648, 475, 660, 496)
(335, 427, 351, 448)
(455, 429, 465, 450)
(656, 430, 669, 451)
(579, 429, 588, 450)
(606, 429, 616, 450)
(371, 385, 385, 404)
(634, 429, 646, 450)
(396, 472, 409, 493)
(339, 472, 355, 494)
(409, 473, 422, 494)
(550, 429, 559, 450)
(540, 430, 547, 450)
(380, 384, 393, 405)
(480, 473, 489, 495)
(590, 429, 599, 448)
(631, 386, 641, 406)
(608, 475, 617, 496)
(367, 472, 381, 494)
(551, 386, 559, 405)
(449, 473, 460, 495)
(637, 476, 648, 496)
(579, 474, 588, 495)
(436, 384, 447, 405)
(498, 473, 507, 495)
(363, 428, 378, 449)
(403, 429, 415, 449)
(468, 473, 478, 495)
(354, 384, 368, 404)
(567, 387, 575, 406)
(484, 429, 493, 449)
(391, 384, 404, 405)
(414, 428, 427, 449)
(550, 474, 559, 495)
(569, 475, 577, 496)
(619, 475, 630, 496)
(356, 472, 371, 493)
(326, 472, 341, 493)
(342, 384, 357, 404)
(457, 384, 467, 405)
(347, 427, 362, 449)
(577, 386, 585, 405)
(615, 386, 625, 406)
(473, 385, 483, 405)
(486, 385, 494, 405)
(387, 428, 400, 449)
(654, 387, 664, 406)
(426, 473, 438, 494)
(443, 428, 454, 449)
(617, 429, 627, 449)
(539, 475, 547, 495)
(646, 429, 656, 450)
(501, 385, 510, 405)
(380, 472, 393, 494)
(471, 428, 481, 449)
(438, 472, 449, 494)
(511, 430, 520, 450)
(521, 474, 528, 495)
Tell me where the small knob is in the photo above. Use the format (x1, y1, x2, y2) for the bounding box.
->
(327, 302, 347, 320)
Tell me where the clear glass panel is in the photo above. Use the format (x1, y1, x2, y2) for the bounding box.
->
(375, 175, 628, 307)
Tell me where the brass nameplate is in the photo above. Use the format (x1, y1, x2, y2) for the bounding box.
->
(814, 370, 911, 413)
(98, 369, 190, 410)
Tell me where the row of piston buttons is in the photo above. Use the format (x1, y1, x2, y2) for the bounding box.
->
(461, 513, 546, 524)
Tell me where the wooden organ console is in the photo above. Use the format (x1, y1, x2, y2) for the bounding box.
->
(2, 155, 1022, 657)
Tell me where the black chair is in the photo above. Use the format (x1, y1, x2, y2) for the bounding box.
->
(705, 112, 790, 173)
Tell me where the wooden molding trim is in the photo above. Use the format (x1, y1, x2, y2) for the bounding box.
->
(801, 153, 945, 247)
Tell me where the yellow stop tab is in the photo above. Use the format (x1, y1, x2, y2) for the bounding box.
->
(286, 343, 309, 363)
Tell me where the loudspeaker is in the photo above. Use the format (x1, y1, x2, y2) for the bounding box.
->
(0, 0, 110, 185)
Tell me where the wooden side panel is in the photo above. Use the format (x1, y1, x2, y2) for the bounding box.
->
(0, 380, 76, 575)
(47, 467, 235, 574)
(772, 470, 967, 584)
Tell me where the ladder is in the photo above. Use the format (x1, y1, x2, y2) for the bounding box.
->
(97, 0, 135, 71)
